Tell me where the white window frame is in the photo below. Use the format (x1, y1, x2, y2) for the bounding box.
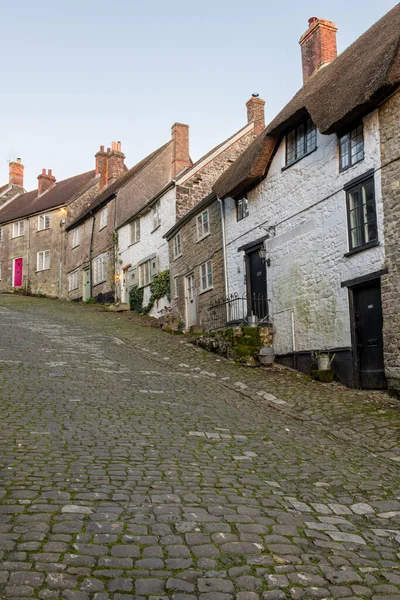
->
(152, 201, 161, 230)
(174, 276, 179, 299)
(0, 262, 2, 280)
(200, 260, 213, 293)
(173, 232, 182, 259)
(12, 221, 24, 238)
(38, 213, 50, 231)
(37, 250, 50, 272)
(99, 207, 108, 230)
(68, 269, 79, 292)
(197, 210, 210, 240)
(138, 260, 151, 288)
(93, 253, 107, 285)
(130, 219, 140, 244)
(71, 227, 81, 248)
(0, 228, 3, 242)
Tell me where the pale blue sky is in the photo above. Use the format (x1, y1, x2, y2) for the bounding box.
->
(1, 0, 397, 190)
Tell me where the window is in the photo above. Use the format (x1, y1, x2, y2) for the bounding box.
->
(339, 124, 364, 171)
(130, 219, 140, 244)
(12, 221, 24, 238)
(152, 201, 161, 230)
(0, 228, 3, 242)
(68, 270, 79, 291)
(174, 276, 179, 298)
(71, 227, 81, 248)
(237, 196, 249, 221)
(38, 213, 50, 231)
(93, 253, 107, 285)
(346, 177, 377, 252)
(37, 250, 50, 271)
(0, 262, 2, 280)
(99, 207, 108, 230)
(286, 118, 317, 166)
(138, 260, 151, 288)
(200, 260, 213, 292)
(173, 233, 182, 259)
(197, 210, 210, 240)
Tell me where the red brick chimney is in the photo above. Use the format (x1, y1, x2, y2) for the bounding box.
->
(171, 123, 191, 178)
(37, 169, 56, 196)
(246, 95, 266, 135)
(95, 145, 108, 189)
(9, 158, 24, 187)
(299, 17, 338, 84)
(107, 141, 125, 184)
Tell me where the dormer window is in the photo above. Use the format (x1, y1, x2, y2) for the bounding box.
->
(339, 124, 364, 171)
(285, 118, 317, 166)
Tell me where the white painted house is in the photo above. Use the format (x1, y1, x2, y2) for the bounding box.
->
(214, 11, 399, 389)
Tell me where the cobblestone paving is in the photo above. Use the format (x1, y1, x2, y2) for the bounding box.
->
(0, 296, 399, 600)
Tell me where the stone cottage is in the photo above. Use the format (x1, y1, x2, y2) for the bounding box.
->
(214, 6, 400, 390)
(117, 97, 265, 316)
(164, 192, 225, 330)
(0, 164, 98, 297)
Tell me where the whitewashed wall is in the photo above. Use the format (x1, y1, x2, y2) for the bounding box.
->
(116, 187, 176, 316)
(224, 110, 384, 354)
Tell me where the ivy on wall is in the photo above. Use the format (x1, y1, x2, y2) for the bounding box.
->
(129, 270, 171, 314)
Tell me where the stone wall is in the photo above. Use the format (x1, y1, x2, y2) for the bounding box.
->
(169, 198, 225, 331)
(379, 88, 400, 394)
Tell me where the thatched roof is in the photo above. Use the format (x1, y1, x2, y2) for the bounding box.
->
(214, 4, 400, 199)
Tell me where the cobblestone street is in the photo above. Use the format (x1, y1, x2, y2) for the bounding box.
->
(1, 295, 400, 600)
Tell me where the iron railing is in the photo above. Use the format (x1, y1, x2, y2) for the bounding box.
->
(208, 293, 268, 331)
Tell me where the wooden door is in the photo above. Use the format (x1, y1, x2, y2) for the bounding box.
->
(185, 273, 197, 328)
(246, 248, 267, 318)
(13, 258, 23, 287)
(352, 279, 386, 389)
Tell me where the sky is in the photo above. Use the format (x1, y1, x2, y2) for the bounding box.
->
(0, 0, 397, 190)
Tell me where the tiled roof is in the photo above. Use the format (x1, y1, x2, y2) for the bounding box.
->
(0, 170, 96, 225)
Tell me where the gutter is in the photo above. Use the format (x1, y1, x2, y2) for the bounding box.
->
(217, 197, 229, 299)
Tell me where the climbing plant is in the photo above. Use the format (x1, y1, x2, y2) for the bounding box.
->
(129, 285, 144, 313)
(129, 270, 171, 314)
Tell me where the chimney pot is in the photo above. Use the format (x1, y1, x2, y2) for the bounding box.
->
(9, 158, 24, 187)
(299, 17, 338, 83)
(37, 168, 56, 196)
(107, 140, 126, 184)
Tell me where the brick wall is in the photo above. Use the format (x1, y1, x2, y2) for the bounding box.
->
(379, 88, 400, 393)
(175, 130, 255, 220)
(169, 198, 225, 331)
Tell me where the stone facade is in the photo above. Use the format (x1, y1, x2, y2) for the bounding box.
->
(223, 110, 385, 387)
(168, 197, 225, 331)
(379, 88, 400, 394)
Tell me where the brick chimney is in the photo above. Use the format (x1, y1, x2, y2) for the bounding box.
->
(107, 141, 125, 184)
(9, 158, 24, 187)
(299, 17, 338, 83)
(95, 145, 108, 189)
(171, 123, 191, 178)
(37, 169, 56, 196)
(246, 95, 266, 135)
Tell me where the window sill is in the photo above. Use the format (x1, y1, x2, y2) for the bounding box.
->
(93, 280, 106, 287)
(151, 224, 161, 234)
(344, 240, 380, 257)
(128, 240, 140, 248)
(339, 157, 364, 174)
(197, 232, 211, 243)
(199, 286, 214, 295)
(36, 268, 50, 273)
(99, 225, 107, 231)
(237, 215, 249, 222)
(71, 245, 80, 249)
(281, 146, 317, 171)
(11, 235, 24, 239)
(37, 228, 50, 232)
(173, 254, 182, 262)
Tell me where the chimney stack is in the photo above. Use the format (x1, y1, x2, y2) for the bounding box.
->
(95, 145, 108, 189)
(299, 17, 338, 83)
(9, 158, 24, 187)
(171, 123, 191, 177)
(246, 95, 266, 136)
(107, 141, 125, 184)
(37, 168, 56, 196)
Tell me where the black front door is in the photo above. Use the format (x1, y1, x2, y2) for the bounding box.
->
(352, 279, 386, 389)
(247, 248, 267, 318)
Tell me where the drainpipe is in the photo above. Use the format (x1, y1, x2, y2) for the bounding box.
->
(217, 197, 229, 299)
(25, 217, 30, 295)
(113, 192, 118, 303)
(89, 213, 95, 298)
